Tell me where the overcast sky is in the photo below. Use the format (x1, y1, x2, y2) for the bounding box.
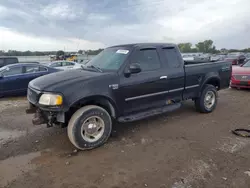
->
(0, 0, 250, 51)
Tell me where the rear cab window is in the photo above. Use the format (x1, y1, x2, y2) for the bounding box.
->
(162, 47, 181, 68)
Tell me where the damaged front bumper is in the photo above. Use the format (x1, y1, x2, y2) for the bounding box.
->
(26, 103, 65, 128)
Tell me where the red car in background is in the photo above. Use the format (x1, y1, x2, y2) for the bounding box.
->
(225, 54, 246, 65)
(231, 59, 250, 89)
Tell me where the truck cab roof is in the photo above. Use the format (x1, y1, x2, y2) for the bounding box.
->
(109, 43, 177, 48)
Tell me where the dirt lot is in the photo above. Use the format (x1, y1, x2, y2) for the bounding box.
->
(0, 88, 250, 188)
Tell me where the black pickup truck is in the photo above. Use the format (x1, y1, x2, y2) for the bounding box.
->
(26, 43, 232, 150)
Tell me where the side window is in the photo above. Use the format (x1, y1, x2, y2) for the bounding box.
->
(162, 48, 181, 68)
(0, 59, 4, 67)
(62, 62, 69, 66)
(39, 66, 48, 71)
(50, 62, 62, 67)
(2, 66, 23, 76)
(25, 65, 40, 73)
(132, 49, 161, 71)
(62, 62, 74, 66)
(6, 58, 18, 65)
(25, 65, 48, 73)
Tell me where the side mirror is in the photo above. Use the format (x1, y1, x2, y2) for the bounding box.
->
(128, 63, 141, 74)
(124, 63, 141, 77)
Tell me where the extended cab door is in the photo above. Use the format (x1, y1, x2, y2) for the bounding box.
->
(158, 46, 185, 101)
(119, 46, 171, 115)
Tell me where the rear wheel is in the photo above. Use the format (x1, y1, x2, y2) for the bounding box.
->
(67, 105, 112, 150)
(195, 84, 218, 113)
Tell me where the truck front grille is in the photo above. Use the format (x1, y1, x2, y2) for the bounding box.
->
(27, 87, 40, 104)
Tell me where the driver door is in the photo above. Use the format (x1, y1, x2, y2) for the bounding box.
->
(118, 47, 169, 115)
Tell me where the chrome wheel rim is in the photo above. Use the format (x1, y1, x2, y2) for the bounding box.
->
(204, 91, 216, 109)
(80, 116, 105, 143)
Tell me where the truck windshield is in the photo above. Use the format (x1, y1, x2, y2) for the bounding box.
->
(85, 47, 130, 71)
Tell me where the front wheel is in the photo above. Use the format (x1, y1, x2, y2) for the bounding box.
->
(67, 105, 112, 150)
(195, 84, 218, 113)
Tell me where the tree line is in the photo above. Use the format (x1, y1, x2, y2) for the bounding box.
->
(178, 40, 250, 53)
(0, 49, 104, 56)
(1, 40, 250, 56)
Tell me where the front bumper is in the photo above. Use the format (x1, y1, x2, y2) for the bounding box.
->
(230, 80, 250, 88)
(27, 87, 66, 127)
(26, 102, 65, 127)
(231, 84, 250, 89)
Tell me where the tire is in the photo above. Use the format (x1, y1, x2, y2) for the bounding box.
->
(195, 84, 218, 113)
(67, 105, 112, 150)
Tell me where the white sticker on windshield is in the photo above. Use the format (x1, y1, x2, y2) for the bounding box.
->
(116, 49, 129, 54)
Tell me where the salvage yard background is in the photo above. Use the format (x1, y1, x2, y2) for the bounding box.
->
(0, 88, 250, 188)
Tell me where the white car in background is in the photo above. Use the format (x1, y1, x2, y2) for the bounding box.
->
(182, 54, 195, 61)
(41, 61, 82, 70)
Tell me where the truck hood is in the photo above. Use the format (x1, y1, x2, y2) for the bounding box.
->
(29, 69, 112, 91)
(232, 66, 250, 75)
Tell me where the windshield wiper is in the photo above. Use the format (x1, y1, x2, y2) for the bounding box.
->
(86, 65, 103, 72)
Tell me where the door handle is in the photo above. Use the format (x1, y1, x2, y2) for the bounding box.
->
(160, 76, 168, 79)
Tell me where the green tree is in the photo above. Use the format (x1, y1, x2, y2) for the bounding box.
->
(86, 49, 103, 55)
(78, 50, 84, 54)
(195, 40, 217, 53)
(178, 43, 192, 53)
(0, 50, 5, 56)
(56, 50, 65, 56)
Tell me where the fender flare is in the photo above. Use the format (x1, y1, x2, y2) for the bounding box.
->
(70, 95, 118, 118)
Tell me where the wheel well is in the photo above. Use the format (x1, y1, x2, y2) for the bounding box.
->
(205, 78, 220, 90)
(67, 96, 117, 121)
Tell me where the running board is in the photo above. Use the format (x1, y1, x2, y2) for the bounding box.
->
(118, 103, 181, 123)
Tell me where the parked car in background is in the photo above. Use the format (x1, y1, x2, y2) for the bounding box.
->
(42, 61, 82, 70)
(182, 54, 210, 61)
(245, 53, 250, 58)
(0, 63, 59, 97)
(225, 54, 246, 65)
(210, 55, 225, 62)
(230, 59, 250, 89)
(0, 57, 18, 68)
(244, 53, 250, 62)
(182, 54, 195, 61)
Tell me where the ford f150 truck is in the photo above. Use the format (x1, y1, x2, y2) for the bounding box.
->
(26, 43, 232, 150)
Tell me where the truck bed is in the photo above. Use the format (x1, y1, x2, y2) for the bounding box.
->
(184, 60, 216, 65)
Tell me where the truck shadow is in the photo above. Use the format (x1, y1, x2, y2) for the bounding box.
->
(110, 101, 196, 140)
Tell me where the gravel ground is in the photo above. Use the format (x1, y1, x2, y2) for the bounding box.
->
(0, 88, 250, 188)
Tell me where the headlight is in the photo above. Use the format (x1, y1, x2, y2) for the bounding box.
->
(38, 94, 63, 106)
